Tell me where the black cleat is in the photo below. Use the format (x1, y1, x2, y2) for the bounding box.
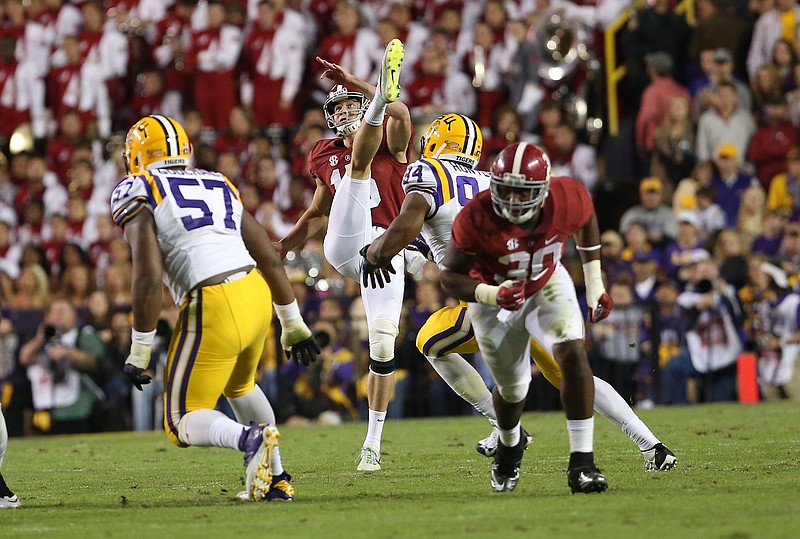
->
(490, 427, 529, 492)
(568, 466, 608, 494)
(644, 443, 678, 471)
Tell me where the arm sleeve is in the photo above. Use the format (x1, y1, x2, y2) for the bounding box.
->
(110, 175, 155, 227)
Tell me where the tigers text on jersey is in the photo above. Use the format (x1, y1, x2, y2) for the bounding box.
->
(308, 135, 407, 229)
(402, 157, 492, 264)
(110, 168, 256, 305)
(451, 176, 594, 297)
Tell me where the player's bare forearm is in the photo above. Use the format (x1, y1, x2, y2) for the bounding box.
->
(242, 211, 296, 305)
(279, 180, 332, 254)
(575, 213, 601, 264)
(125, 212, 163, 333)
(367, 194, 428, 266)
(440, 243, 480, 302)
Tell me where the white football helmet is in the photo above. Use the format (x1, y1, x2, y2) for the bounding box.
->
(323, 85, 369, 137)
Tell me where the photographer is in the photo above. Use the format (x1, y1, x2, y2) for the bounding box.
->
(19, 299, 105, 434)
(662, 253, 744, 404)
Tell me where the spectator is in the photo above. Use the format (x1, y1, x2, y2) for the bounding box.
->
(748, 95, 797, 188)
(692, 47, 752, 122)
(749, 261, 800, 399)
(46, 112, 87, 187)
(635, 52, 691, 164)
(0, 35, 40, 147)
(465, 20, 513, 130)
(747, 0, 800, 81)
(750, 63, 785, 114)
(688, 0, 751, 78)
(776, 222, 800, 284)
(587, 277, 645, 405)
(694, 186, 727, 238)
(696, 81, 756, 163)
(184, 0, 243, 130)
(56, 264, 95, 309)
(640, 278, 684, 406)
(752, 209, 786, 256)
(151, 0, 198, 119)
(663, 211, 707, 286)
(18, 298, 105, 434)
(621, 221, 658, 265)
(768, 38, 797, 90)
(11, 264, 50, 309)
(240, 0, 305, 130)
(708, 143, 757, 228)
(766, 146, 800, 220)
(405, 46, 476, 121)
(619, 177, 678, 249)
(714, 228, 750, 290)
(548, 123, 599, 192)
(0, 222, 21, 280)
(738, 184, 768, 247)
(652, 94, 696, 185)
(663, 256, 743, 404)
(630, 250, 661, 306)
(600, 230, 630, 284)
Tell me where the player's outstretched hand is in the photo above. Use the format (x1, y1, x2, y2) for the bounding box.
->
(280, 318, 321, 366)
(588, 292, 614, 323)
(316, 56, 352, 85)
(360, 244, 396, 289)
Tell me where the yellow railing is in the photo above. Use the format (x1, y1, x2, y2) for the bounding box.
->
(604, 0, 695, 136)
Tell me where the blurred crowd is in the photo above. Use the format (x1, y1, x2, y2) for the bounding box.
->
(1, 0, 800, 437)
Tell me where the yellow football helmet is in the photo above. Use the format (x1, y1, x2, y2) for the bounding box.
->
(420, 113, 483, 169)
(124, 115, 193, 174)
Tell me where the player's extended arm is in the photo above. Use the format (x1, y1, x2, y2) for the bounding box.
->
(440, 242, 524, 310)
(316, 56, 411, 161)
(242, 211, 320, 366)
(277, 179, 332, 256)
(365, 193, 429, 267)
(574, 213, 613, 323)
(122, 210, 164, 389)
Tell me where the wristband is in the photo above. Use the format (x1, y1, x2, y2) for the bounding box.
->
(274, 300, 301, 324)
(474, 283, 500, 307)
(582, 259, 604, 306)
(132, 328, 156, 347)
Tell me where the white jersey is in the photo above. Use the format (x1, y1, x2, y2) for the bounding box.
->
(401, 157, 492, 264)
(110, 168, 256, 305)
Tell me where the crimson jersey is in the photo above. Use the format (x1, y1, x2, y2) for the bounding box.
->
(308, 132, 409, 229)
(451, 176, 594, 296)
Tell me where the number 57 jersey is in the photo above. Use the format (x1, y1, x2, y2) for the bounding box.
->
(402, 158, 492, 264)
(110, 168, 256, 305)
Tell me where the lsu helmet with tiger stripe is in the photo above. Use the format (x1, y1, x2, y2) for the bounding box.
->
(124, 115, 193, 174)
(420, 113, 483, 169)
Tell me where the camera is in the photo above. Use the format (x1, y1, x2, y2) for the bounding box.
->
(44, 325, 57, 340)
(42, 325, 67, 383)
(695, 279, 714, 294)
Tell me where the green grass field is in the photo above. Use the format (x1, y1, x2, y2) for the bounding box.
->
(2, 401, 799, 539)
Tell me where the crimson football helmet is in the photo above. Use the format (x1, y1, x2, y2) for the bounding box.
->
(323, 84, 369, 137)
(489, 142, 552, 224)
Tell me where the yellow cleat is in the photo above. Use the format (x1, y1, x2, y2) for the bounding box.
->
(378, 38, 405, 103)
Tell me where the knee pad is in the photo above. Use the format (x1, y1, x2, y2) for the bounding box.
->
(497, 381, 529, 404)
(369, 319, 398, 375)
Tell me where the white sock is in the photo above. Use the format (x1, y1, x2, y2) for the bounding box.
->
(364, 95, 387, 126)
(566, 417, 594, 454)
(592, 376, 659, 451)
(227, 387, 276, 426)
(363, 409, 386, 451)
(498, 421, 521, 447)
(271, 446, 284, 476)
(427, 354, 496, 420)
(178, 409, 243, 449)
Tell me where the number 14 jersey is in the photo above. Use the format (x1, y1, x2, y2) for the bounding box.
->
(402, 157, 492, 265)
(110, 168, 256, 305)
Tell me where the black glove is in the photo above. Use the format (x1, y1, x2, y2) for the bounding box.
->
(286, 335, 321, 366)
(123, 363, 152, 391)
(360, 244, 396, 289)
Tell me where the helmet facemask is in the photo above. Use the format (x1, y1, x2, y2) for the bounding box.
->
(490, 174, 549, 224)
(323, 86, 369, 138)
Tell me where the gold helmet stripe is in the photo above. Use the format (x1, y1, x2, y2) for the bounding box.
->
(150, 114, 179, 156)
(456, 113, 476, 157)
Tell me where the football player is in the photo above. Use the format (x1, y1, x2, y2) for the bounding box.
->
(440, 142, 610, 494)
(111, 114, 319, 502)
(0, 295, 19, 509)
(363, 115, 677, 474)
(277, 39, 415, 471)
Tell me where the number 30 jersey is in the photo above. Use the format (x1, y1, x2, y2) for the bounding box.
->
(451, 176, 594, 297)
(110, 168, 256, 305)
(402, 157, 492, 265)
